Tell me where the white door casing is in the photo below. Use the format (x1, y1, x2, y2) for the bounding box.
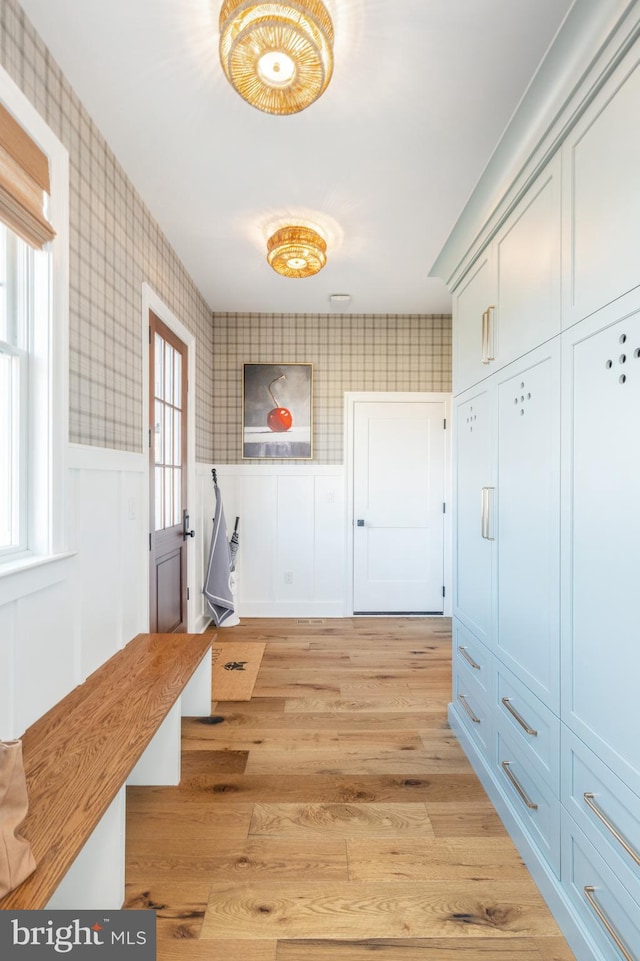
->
(345, 392, 452, 615)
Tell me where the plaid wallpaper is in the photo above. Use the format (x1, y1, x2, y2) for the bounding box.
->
(2, 1, 452, 465)
(212, 313, 452, 464)
(1, 0, 215, 457)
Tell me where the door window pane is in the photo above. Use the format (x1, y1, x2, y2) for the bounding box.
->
(155, 466, 163, 532)
(174, 351, 181, 410)
(154, 399, 163, 465)
(154, 333, 164, 400)
(164, 343, 174, 406)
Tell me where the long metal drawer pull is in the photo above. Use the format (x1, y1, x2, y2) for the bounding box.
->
(486, 305, 496, 361)
(459, 646, 481, 670)
(583, 793, 640, 866)
(501, 697, 538, 736)
(458, 694, 481, 724)
(481, 309, 489, 364)
(485, 487, 496, 541)
(584, 886, 635, 961)
(480, 487, 488, 539)
(501, 761, 538, 810)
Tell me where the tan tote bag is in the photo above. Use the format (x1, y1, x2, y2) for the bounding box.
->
(0, 739, 36, 898)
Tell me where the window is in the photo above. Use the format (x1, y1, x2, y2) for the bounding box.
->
(0, 66, 69, 570)
(0, 224, 32, 555)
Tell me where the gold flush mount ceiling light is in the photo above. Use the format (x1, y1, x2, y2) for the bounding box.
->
(267, 225, 327, 278)
(219, 0, 334, 115)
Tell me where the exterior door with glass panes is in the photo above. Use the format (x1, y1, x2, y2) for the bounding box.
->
(149, 310, 191, 632)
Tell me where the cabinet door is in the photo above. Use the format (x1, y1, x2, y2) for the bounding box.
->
(562, 300, 640, 796)
(453, 249, 495, 395)
(495, 153, 561, 365)
(495, 342, 561, 711)
(563, 46, 640, 326)
(453, 386, 494, 647)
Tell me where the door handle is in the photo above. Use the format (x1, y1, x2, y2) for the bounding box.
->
(182, 509, 196, 540)
(356, 519, 365, 527)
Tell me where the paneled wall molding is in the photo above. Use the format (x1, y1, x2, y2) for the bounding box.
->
(197, 462, 346, 620)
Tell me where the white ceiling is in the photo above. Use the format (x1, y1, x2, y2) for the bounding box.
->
(19, 0, 574, 314)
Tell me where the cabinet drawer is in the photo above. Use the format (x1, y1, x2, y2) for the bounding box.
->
(562, 810, 640, 961)
(454, 620, 492, 695)
(495, 722, 560, 876)
(562, 729, 640, 901)
(453, 666, 492, 761)
(496, 661, 559, 793)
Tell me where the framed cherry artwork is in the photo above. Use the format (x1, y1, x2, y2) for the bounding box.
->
(242, 363, 313, 459)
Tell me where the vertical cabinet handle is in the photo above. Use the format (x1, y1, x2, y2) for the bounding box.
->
(486, 305, 496, 361)
(584, 887, 635, 961)
(481, 309, 489, 364)
(481, 487, 496, 540)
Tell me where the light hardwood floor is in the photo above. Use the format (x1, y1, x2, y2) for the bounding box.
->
(125, 617, 576, 961)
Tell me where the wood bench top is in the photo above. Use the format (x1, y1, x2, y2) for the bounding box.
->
(0, 632, 212, 910)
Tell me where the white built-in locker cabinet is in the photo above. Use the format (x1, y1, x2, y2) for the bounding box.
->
(562, 47, 640, 327)
(453, 154, 562, 396)
(494, 343, 561, 712)
(453, 385, 494, 647)
(443, 7, 640, 961)
(453, 249, 495, 394)
(561, 299, 640, 798)
(494, 153, 562, 363)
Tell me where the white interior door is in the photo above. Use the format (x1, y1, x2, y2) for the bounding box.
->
(353, 400, 446, 613)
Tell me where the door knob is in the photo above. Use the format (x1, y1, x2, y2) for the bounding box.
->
(356, 519, 365, 527)
(182, 509, 196, 540)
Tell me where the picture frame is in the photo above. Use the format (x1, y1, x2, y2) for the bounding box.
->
(242, 363, 313, 459)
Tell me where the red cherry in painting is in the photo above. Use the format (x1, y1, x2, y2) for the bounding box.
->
(267, 407, 292, 432)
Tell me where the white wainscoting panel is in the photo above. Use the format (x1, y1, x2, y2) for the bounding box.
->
(197, 464, 346, 619)
(14, 565, 78, 738)
(68, 445, 147, 678)
(0, 603, 16, 738)
(0, 444, 148, 740)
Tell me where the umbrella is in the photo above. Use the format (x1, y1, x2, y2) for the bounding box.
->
(203, 470, 235, 626)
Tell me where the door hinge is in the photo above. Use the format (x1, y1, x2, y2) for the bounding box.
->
(442, 585, 446, 598)
(443, 502, 446, 514)
(148, 325, 151, 344)
(149, 533, 151, 551)
(187, 587, 190, 600)
(148, 428, 151, 448)
(443, 418, 447, 430)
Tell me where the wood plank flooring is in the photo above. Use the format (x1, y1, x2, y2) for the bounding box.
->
(125, 617, 576, 961)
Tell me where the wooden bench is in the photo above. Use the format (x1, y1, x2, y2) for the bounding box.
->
(0, 632, 212, 910)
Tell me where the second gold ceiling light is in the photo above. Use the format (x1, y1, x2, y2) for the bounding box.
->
(219, 0, 334, 115)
